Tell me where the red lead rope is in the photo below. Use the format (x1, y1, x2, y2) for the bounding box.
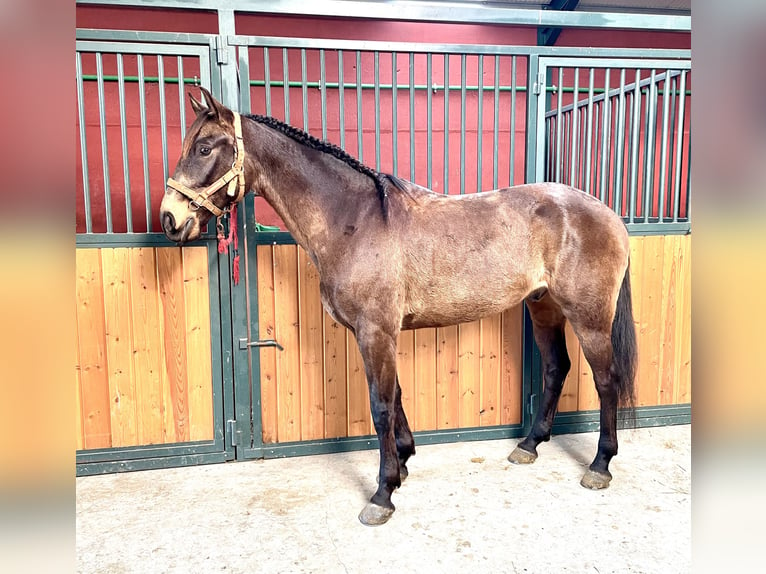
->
(217, 203, 240, 284)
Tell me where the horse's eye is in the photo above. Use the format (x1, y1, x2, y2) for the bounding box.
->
(199, 145, 211, 156)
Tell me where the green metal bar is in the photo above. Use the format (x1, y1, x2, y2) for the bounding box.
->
(510, 56, 517, 186)
(569, 67, 579, 186)
(238, 45, 251, 114)
(374, 51, 381, 171)
(644, 69, 657, 220)
(492, 55, 499, 190)
(242, 196, 260, 455)
(320, 49, 327, 141)
(443, 54, 449, 194)
(409, 52, 415, 182)
(599, 68, 611, 203)
(158, 55, 169, 186)
(301, 49, 308, 132)
(76, 52, 92, 234)
(117, 53, 133, 232)
(476, 55, 483, 193)
(555, 67, 563, 183)
(177, 56, 186, 139)
(76, 233, 216, 248)
(137, 55, 151, 232)
(392, 52, 398, 176)
(460, 54, 466, 194)
(427, 53, 433, 189)
(659, 69, 672, 221)
(338, 51, 345, 149)
(629, 69, 641, 224)
(80, 74, 202, 84)
(263, 47, 271, 115)
(356, 51, 363, 163)
(283, 48, 290, 123)
(614, 69, 627, 218)
(673, 71, 687, 223)
(96, 52, 113, 233)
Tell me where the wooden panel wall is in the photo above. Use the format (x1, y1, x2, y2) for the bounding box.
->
(75, 246, 215, 450)
(558, 234, 691, 411)
(256, 244, 524, 443)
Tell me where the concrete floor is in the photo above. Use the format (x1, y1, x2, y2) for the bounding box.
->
(77, 425, 690, 574)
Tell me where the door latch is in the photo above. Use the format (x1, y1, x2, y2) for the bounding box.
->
(238, 338, 284, 351)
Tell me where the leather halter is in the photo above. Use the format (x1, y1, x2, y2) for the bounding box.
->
(166, 112, 246, 219)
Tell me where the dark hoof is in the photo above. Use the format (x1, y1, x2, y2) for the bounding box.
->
(508, 446, 538, 465)
(358, 503, 394, 526)
(580, 469, 612, 490)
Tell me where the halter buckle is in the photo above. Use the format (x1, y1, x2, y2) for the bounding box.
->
(189, 200, 201, 211)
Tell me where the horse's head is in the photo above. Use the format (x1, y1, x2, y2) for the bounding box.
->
(160, 88, 247, 244)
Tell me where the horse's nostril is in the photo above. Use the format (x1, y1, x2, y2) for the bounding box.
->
(163, 212, 176, 233)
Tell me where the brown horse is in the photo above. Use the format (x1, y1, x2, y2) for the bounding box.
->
(160, 88, 636, 526)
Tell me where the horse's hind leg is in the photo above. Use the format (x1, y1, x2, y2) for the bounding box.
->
(509, 294, 571, 464)
(394, 376, 415, 481)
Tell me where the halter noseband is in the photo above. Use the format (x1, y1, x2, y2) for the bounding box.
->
(166, 112, 247, 219)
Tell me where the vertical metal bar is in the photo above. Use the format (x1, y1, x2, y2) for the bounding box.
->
(644, 69, 657, 220)
(492, 55, 499, 190)
(177, 56, 186, 139)
(263, 47, 271, 115)
(666, 74, 677, 216)
(629, 69, 641, 224)
(625, 89, 633, 218)
(96, 52, 112, 233)
(529, 55, 544, 184)
(510, 56, 519, 186)
(392, 52, 398, 176)
(427, 53, 433, 189)
(443, 54, 449, 194)
(460, 54, 466, 194)
(409, 52, 415, 182)
(592, 101, 600, 195)
(283, 48, 290, 123)
(555, 67, 563, 183)
(117, 54, 132, 232)
(238, 46, 251, 114)
(476, 55, 484, 193)
(76, 52, 92, 233)
(599, 68, 611, 204)
(584, 68, 594, 195)
(564, 111, 570, 187)
(338, 51, 345, 149)
(301, 49, 308, 132)
(658, 70, 672, 222)
(684, 121, 691, 219)
(374, 51, 381, 171)
(356, 51, 363, 163)
(320, 49, 327, 141)
(614, 68, 626, 218)
(138, 55, 151, 232)
(158, 55, 169, 186)
(569, 68, 579, 187)
(673, 70, 687, 222)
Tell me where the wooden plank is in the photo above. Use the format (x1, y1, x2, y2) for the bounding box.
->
(128, 248, 165, 445)
(436, 325, 460, 428)
(560, 321, 582, 412)
(658, 235, 679, 405)
(75, 249, 112, 449)
(323, 312, 348, 439)
(675, 235, 691, 403)
(298, 248, 325, 441)
(257, 245, 278, 444)
(157, 247, 190, 443)
(75, 306, 84, 451)
(397, 330, 416, 429)
(458, 320, 482, 427)
(414, 328, 437, 431)
(636, 235, 664, 407)
(500, 305, 523, 425)
(480, 314, 502, 427)
(576, 342, 598, 411)
(626, 237, 645, 410)
(346, 330, 371, 436)
(182, 246, 214, 441)
(273, 245, 301, 442)
(102, 248, 139, 447)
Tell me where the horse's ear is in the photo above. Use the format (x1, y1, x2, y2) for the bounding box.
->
(189, 92, 207, 115)
(200, 87, 227, 120)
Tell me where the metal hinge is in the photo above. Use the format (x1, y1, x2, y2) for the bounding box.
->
(215, 36, 228, 65)
(533, 72, 545, 95)
(227, 419, 244, 447)
(528, 393, 537, 415)
(238, 338, 284, 351)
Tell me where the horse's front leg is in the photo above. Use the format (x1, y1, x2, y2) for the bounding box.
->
(356, 323, 400, 526)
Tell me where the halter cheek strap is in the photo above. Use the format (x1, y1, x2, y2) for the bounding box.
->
(166, 112, 247, 218)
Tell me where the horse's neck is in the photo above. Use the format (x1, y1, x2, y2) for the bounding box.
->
(245, 120, 376, 256)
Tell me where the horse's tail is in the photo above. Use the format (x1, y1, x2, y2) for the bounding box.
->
(611, 260, 637, 421)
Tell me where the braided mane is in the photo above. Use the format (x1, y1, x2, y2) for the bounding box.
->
(247, 114, 394, 219)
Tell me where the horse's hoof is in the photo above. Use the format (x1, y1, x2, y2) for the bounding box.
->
(358, 503, 394, 526)
(580, 469, 612, 490)
(508, 446, 538, 464)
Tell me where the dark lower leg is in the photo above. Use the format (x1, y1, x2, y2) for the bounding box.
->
(369, 391, 400, 509)
(589, 370, 619, 477)
(393, 378, 415, 477)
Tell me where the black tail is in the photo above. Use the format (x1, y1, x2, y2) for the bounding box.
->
(611, 261, 637, 421)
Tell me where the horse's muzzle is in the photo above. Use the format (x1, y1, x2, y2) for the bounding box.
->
(161, 211, 194, 245)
